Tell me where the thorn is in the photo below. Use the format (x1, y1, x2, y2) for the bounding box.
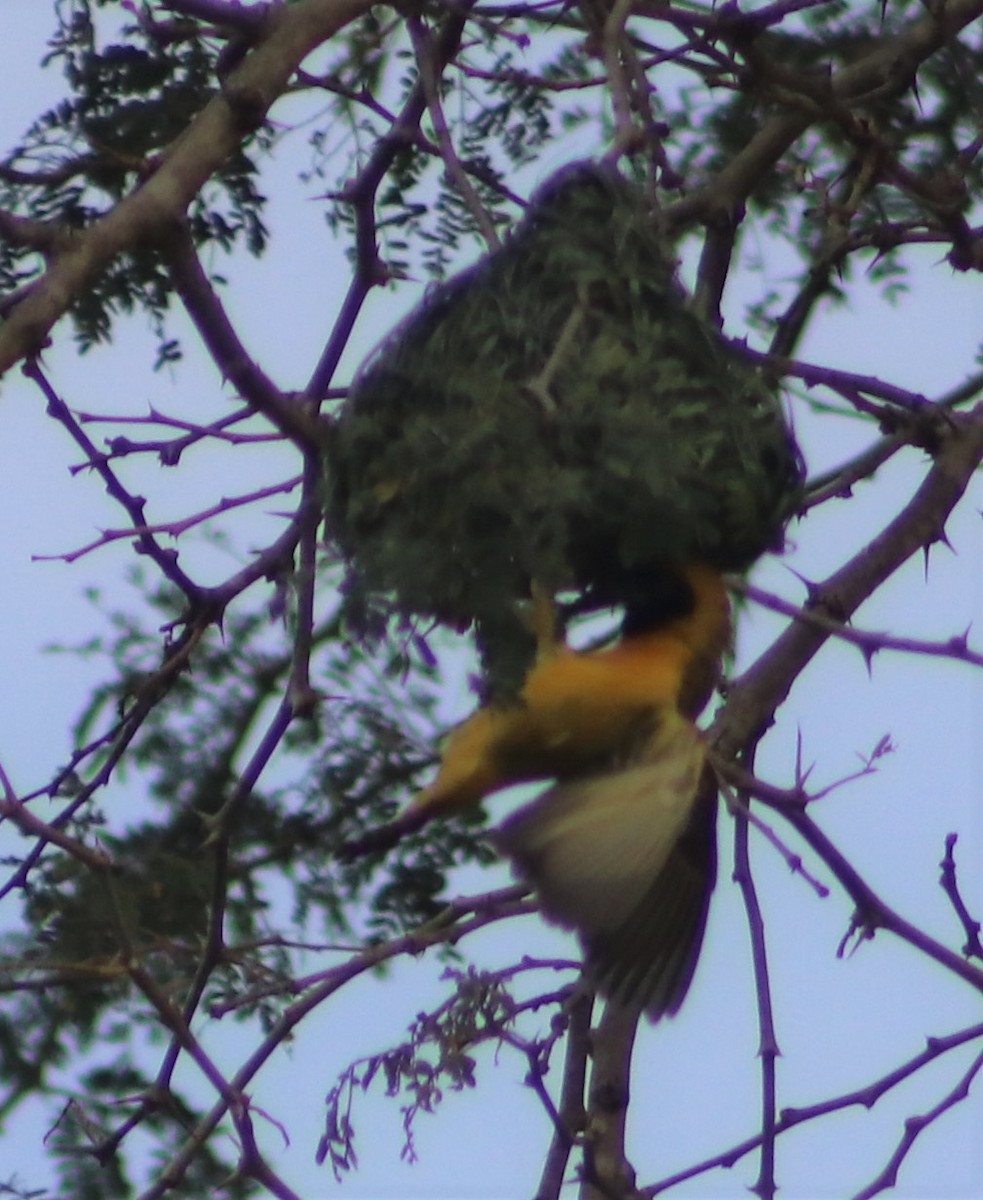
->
(784, 564, 822, 606)
(837, 912, 875, 959)
(861, 646, 875, 676)
(948, 626, 971, 656)
(794, 727, 815, 787)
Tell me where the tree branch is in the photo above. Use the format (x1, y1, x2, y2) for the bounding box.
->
(536, 992, 592, 1200)
(715, 404, 983, 759)
(165, 226, 320, 444)
(0, 0, 374, 378)
(666, 0, 983, 231)
(581, 1003, 640, 1200)
(731, 768, 780, 1200)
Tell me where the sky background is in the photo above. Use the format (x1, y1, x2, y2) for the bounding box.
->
(2, 3, 983, 1198)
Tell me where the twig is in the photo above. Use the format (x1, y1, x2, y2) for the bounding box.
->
(304, 6, 474, 401)
(236, 1103, 301, 1199)
(746, 351, 940, 416)
(715, 772, 829, 899)
(286, 459, 321, 716)
(645, 1022, 983, 1194)
(24, 361, 204, 601)
(730, 754, 780, 1200)
(536, 992, 592, 1200)
(737, 580, 983, 672)
(601, 0, 639, 154)
(0, 759, 114, 874)
(801, 368, 983, 509)
(852, 1048, 983, 1200)
(407, 15, 501, 249)
(77, 406, 280, 467)
(138, 889, 531, 1198)
(724, 760, 983, 996)
(0, 618, 210, 902)
(939, 834, 983, 960)
(166, 226, 319, 445)
(32, 476, 302, 564)
(208, 889, 543, 1015)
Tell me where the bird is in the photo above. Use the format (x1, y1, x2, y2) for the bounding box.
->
(343, 559, 724, 926)
(417, 559, 729, 1018)
(341, 561, 729, 1016)
(403, 561, 730, 821)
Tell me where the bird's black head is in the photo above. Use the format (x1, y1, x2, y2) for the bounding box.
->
(617, 565, 697, 637)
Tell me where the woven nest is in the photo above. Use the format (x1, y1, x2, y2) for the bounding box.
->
(325, 162, 803, 634)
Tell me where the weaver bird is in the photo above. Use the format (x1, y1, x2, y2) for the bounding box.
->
(345, 557, 727, 873)
(407, 562, 729, 818)
(343, 562, 728, 1015)
(426, 561, 729, 1017)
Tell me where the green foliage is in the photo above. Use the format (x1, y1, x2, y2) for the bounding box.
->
(319, 966, 517, 1177)
(314, 14, 580, 281)
(37, 1061, 254, 1200)
(0, 1, 268, 354)
(0, 568, 485, 1191)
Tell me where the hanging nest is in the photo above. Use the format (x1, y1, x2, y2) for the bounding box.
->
(325, 162, 803, 635)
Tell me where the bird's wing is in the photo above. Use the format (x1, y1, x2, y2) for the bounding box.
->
(493, 718, 715, 1019)
(583, 773, 717, 1018)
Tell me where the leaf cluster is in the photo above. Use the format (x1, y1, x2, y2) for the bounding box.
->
(0, 566, 489, 1191)
(319, 965, 516, 1178)
(0, 1, 268, 354)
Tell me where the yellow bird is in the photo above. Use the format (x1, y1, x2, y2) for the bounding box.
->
(344, 563, 728, 1018)
(419, 560, 729, 1018)
(406, 561, 730, 821)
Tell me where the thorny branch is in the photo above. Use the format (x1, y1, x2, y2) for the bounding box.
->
(137, 890, 533, 1199)
(32, 475, 303, 565)
(716, 756, 983, 996)
(939, 834, 983, 961)
(25, 361, 204, 602)
(853, 1048, 983, 1200)
(645, 1022, 983, 1194)
(715, 404, 983, 759)
(730, 762, 780, 1200)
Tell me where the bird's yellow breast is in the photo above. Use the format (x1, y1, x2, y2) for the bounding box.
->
(407, 562, 730, 818)
(411, 634, 694, 815)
